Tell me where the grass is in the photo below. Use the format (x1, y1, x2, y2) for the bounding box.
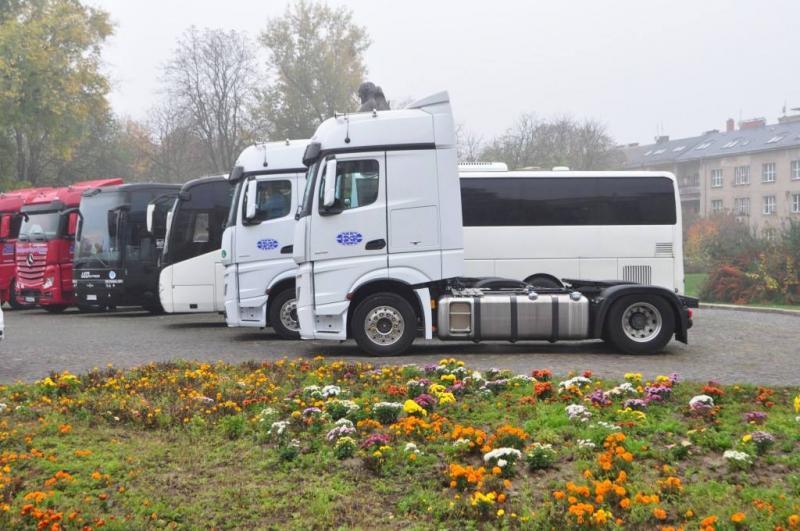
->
(1, 359, 799, 529)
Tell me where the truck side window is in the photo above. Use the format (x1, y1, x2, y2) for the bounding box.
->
(253, 180, 292, 222)
(319, 159, 379, 211)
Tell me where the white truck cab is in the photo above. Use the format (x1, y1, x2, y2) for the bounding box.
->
(222, 140, 309, 338)
(292, 92, 697, 356)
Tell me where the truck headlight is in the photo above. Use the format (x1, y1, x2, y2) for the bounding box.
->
(43, 276, 54, 289)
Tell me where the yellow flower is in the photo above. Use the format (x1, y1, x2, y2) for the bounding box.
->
(794, 394, 800, 414)
(437, 392, 456, 405)
(742, 434, 752, 443)
(497, 509, 505, 517)
(403, 399, 427, 416)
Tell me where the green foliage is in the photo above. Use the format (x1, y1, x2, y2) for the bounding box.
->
(0, 0, 113, 185)
(257, 0, 371, 139)
(219, 414, 246, 440)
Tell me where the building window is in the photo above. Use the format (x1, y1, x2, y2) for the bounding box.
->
(762, 195, 776, 215)
(711, 169, 723, 188)
(761, 162, 776, 183)
(792, 193, 800, 213)
(792, 160, 800, 180)
(711, 199, 723, 213)
(734, 166, 750, 185)
(734, 197, 750, 216)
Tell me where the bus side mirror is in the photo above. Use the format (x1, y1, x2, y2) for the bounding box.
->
(66, 212, 78, 237)
(0, 215, 9, 240)
(146, 203, 155, 234)
(323, 158, 337, 208)
(244, 179, 258, 221)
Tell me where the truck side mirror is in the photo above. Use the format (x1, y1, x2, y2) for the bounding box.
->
(66, 211, 78, 237)
(146, 203, 155, 234)
(323, 158, 337, 208)
(244, 179, 258, 221)
(0, 215, 9, 240)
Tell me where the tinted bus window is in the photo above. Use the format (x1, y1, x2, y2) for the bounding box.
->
(460, 177, 676, 226)
(166, 180, 232, 264)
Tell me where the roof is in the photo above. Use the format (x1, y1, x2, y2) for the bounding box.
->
(0, 187, 52, 212)
(234, 140, 310, 175)
(82, 183, 181, 197)
(181, 174, 227, 192)
(22, 179, 123, 210)
(623, 118, 800, 168)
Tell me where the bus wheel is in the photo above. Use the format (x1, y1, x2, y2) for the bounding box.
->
(352, 293, 416, 357)
(605, 294, 674, 355)
(524, 275, 562, 289)
(269, 289, 300, 340)
(8, 279, 24, 310)
(43, 305, 68, 314)
(144, 302, 165, 315)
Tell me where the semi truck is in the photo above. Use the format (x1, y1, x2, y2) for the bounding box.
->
(222, 140, 308, 338)
(156, 176, 232, 313)
(286, 92, 697, 356)
(16, 179, 123, 312)
(0, 187, 50, 308)
(73, 183, 181, 312)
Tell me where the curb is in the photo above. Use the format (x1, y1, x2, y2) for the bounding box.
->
(700, 302, 800, 317)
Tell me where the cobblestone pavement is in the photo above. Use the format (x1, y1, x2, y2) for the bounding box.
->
(1, 306, 798, 384)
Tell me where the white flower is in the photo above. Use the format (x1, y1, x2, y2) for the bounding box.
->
(268, 420, 289, 436)
(453, 438, 471, 449)
(577, 439, 596, 449)
(322, 385, 341, 398)
(566, 404, 592, 422)
(606, 382, 637, 397)
(689, 394, 715, 409)
(594, 420, 621, 431)
(511, 374, 533, 383)
(723, 450, 752, 463)
(303, 385, 320, 393)
(0, 402, 7, 414)
(335, 418, 354, 428)
(483, 447, 522, 465)
(374, 401, 403, 410)
(404, 442, 420, 454)
(559, 376, 592, 389)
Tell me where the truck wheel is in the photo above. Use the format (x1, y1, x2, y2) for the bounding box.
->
(8, 279, 25, 310)
(605, 294, 674, 355)
(43, 305, 68, 314)
(352, 293, 416, 356)
(268, 288, 300, 340)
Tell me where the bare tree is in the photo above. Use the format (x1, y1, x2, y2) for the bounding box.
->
(163, 27, 260, 174)
(455, 124, 484, 163)
(481, 114, 622, 170)
(146, 101, 210, 182)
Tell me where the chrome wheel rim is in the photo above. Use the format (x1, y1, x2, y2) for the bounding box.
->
(364, 305, 405, 346)
(621, 302, 662, 343)
(279, 298, 299, 331)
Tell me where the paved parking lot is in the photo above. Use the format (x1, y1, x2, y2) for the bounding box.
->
(1, 306, 798, 384)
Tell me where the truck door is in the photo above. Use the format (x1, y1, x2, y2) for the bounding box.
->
(235, 173, 300, 321)
(309, 153, 387, 308)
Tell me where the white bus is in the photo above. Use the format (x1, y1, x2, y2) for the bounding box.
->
(458, 166, 684, 293)
(155, 176, 232, 313)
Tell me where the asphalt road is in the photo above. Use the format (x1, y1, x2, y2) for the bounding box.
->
(1, 306, 798, 385)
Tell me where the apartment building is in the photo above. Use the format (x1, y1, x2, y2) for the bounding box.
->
(623, 115, 800, 232)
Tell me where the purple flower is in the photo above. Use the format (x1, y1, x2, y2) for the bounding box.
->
(360, 433, 391, 449)
(744, 411, 767, 424)
(589, 389, 610, 406)
(302, 407, 322, 417)
(448, 381, 466, 396)
(623, 399, 648, 411)
(669, 373, 680, 384)
(424, 364, 438, 375)
(644, 385, 671, 403)
(750, 431, 775, 444)
(413, 393, 436, 411)
(326, 425, 356, 442)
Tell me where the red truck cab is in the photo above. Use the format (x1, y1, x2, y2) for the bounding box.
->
(16, 179, 123, 312)
(0, 188, 50, 308)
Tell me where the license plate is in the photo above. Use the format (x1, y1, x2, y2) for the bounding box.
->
(25, 296, 35, 303)
(86, 294, 97, 301)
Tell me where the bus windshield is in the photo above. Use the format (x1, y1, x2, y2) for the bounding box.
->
(75, 193, 124, 268)
(163, 180, 231, 266)
(18, 211, 60, 241)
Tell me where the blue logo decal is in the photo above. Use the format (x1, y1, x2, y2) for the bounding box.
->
(336, 231, 363, 246)
(2, 244, 13, 255)
(257, 238, 279, 251)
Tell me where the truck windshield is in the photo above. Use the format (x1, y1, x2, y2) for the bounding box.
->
(18, 211, 60, 241)
(296, 161, 319, 219)
(75, 193, 123, 268)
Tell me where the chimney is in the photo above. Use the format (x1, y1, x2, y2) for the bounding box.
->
(726, 118, 735, 132)
(655, 135, 669, 144)
(739, 117, 766, 130)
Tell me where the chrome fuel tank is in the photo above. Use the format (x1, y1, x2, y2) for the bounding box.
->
(437, 292, 589, 341)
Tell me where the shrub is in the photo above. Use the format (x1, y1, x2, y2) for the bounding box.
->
(219, 415, 246, 440)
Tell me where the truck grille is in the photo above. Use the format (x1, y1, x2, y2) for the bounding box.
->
(622, 265, 652, 285)
(16, 253, 46, 282)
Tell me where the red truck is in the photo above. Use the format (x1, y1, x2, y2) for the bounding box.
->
(16, 179, 123, 312)
(0, 188, 51, 308)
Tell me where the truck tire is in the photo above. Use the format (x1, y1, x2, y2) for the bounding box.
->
(268, 288, 300, 340)
(605, 294, 675, 355)
(352, 292, 416, 356)
(8, 279, 24, 310)
(43, 304, 68, 314)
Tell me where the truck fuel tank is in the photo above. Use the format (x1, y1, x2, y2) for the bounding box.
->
(437, 291, 590, 341)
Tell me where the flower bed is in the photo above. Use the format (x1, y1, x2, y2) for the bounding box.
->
(0, 358, 799, 529)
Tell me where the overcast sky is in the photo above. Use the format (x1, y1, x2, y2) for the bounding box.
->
(91, 0, 800, 146)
